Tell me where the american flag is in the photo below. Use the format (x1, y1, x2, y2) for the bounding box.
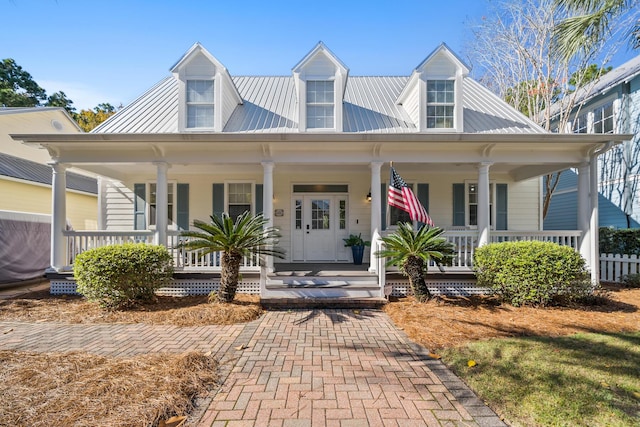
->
(388, 166, 434, 226)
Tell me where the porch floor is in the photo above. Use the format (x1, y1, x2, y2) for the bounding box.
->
(272, 263, 373, 277)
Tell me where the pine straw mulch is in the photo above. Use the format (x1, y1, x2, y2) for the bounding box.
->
(0, 291, 263, 326)
(383, 284, 640, 350)
(0, 350, 217, 427)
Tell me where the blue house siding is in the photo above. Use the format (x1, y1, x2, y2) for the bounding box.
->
(544, 170, 640, 230)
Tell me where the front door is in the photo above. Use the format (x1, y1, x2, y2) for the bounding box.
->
(292, 195, 348, 261)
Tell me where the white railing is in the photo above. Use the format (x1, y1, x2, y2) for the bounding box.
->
(490, 231, 581, 250)
(444, 231, 478, 268)
(600, 253, 640, 282)
(63, 230, 260, 272)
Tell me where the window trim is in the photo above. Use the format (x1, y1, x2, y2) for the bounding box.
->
(305, 79, 335, 131)
(426, 79, 455, 130)
(185, 78, 215, 131)
(146, 181, 178, 230)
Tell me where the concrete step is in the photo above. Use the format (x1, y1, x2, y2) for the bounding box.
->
(260, 296, 388, 309)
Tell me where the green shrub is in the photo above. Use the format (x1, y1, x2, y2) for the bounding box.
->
(74, 243, 174, 309)
(474, 241, 591, 307)
(620, 273, 640, 288)
(599, 227, 640, 255)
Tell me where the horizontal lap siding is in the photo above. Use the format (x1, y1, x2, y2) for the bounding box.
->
(104, 179, 134, 230)
(508, 178, 540, 230)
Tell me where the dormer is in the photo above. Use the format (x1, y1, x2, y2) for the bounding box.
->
(397, 43, 469, 132)
(171, 43, 242, 132)
(292, 42, 349, 132)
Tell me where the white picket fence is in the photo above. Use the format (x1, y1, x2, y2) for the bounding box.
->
(600, 253, 640, 282)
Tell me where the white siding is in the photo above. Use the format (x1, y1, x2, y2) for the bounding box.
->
(423, 52, 457, 77)
(184, 52, 216, 77)
(304, 54, 337, 77)
(508, 178, 540, 230)
(104, 179, 134, 230)
(402, 85, 420, 128)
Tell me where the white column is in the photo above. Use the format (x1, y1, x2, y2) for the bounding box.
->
(369, 161, 383, 273)
(590, 156, 600, 284)
(577, 162, 591, 266)
(154, 162, 169, 247)
(262, 161, 275, 273)
(97, 176, 106, 230)
(49, 162, 67, 271)
(477, 162, 492, 247)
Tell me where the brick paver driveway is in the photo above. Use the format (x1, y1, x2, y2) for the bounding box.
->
(0, 308, 505, 426)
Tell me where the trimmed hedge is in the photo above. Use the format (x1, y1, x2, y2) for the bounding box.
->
(599, 227, 640, 255)
(474, 241, 591, 307)
(74, 243, 173, 309)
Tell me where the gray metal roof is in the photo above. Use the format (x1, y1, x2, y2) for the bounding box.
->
(0, 153, 98, 194)
(95, 74, 544, 135)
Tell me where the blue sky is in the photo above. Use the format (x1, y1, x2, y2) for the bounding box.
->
(2, 0, 636, 111)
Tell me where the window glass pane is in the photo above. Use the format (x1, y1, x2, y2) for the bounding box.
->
(311, 199, 330, 229)
(390, 206, 412, 225)
(229, 204, 250, 221)
(295, 200, 302, 229)
(339, 200, 346, 229)
(228, 183, 252, 220)
(148, 183, 174, 226)
(187, 105, 214, 128)
(187, 80, 214, 102)
(306, 81, 334, 129)
(426, 80, 455, 128)
(593, 102, 614, 134)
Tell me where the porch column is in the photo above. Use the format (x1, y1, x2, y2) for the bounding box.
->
(590, 156, 600, 284)
(154, 162, 169, 247)
(48, 161, 67, 271)
(577, 162, 591, 268)
(477, 162, 492, 247)
(262, 161, 275, 272)
(369, 161, 383, 273)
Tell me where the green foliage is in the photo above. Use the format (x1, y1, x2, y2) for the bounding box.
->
(45, 90, 76, 115)
(474, 241, 591, 306)
(75, 103, 119, 132)
(0, 58, 46, 107)
(74, 243, 173, 309)
(599, 227, 640, 255)
(343, 233, 370, 247)
(179, 212, 285, 302)
(620, 273, 640, 288)
(376, 223, 455, 301)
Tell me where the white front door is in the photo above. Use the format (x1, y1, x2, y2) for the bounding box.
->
(292, 195, 348, 262)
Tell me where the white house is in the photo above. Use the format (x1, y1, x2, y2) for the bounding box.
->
(12, 42, 631, 296)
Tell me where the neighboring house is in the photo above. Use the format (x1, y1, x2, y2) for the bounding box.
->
(12, 42, 629, 290)
(0, 108, 98, 229)
(545, 55, 640, 230)
(0, 107, 98, 283)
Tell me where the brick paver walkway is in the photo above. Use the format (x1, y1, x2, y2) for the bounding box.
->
(0, 309, 505, 427)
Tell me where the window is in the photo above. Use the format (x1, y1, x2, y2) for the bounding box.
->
(467, 182, 494, 227)
(573, 113, 588, 133)
(593, 101, 614, 134)
(148, 183, 176, 227)
(426, 80, 455, 128)
(227, 182, 252, 220)
(306, 80, 334, 129)
(186, 80, 214, 128)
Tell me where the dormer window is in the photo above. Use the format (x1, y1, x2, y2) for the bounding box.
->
(426, 80, 454, 128)
(307, 81, 334, 129)
(186, 80, 214, 128)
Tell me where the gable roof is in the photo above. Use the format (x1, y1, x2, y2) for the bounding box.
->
(0, 152, 98, 194)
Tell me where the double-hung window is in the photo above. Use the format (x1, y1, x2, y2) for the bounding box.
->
(593, 101, 614, 134)
(572, 113, 588, 133)
(306, 80, 334, 129)
(148, 182, 176, 227)
(467, 182, 494, 227)
(186, 79, 214, 128)
(227, 182, 252, 221)
(426, 80, 455, 129)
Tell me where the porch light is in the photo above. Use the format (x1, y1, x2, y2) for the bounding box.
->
(366, 192, 372, 202)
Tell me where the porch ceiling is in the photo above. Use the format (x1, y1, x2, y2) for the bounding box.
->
(12, 132, 632, 182)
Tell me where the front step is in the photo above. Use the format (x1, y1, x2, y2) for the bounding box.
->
(260, 296, 387, 309)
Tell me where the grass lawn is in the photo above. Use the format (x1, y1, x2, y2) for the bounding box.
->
(441, 332, 640, 426)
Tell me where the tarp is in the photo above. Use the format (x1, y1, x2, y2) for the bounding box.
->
(0, 210, 50, 284)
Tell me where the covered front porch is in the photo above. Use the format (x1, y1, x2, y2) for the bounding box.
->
(12, 132, 628, 297)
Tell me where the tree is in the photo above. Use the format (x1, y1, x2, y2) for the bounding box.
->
(376, 223, 454, 302)
(178, 212, 285, 302)
(554, 0, 640, 61)
(0, 58, 47, 107)
(75, 103, 118, 132)
(466, 0, 616, 218)
(45, 91, 76, 115)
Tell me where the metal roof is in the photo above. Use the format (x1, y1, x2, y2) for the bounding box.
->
(95, 74, 544, 135)
(0, 152, 98, 194)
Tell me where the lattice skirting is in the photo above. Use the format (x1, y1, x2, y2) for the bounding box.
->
(50, 279, 262, 296)
(386, 279, 491, 297)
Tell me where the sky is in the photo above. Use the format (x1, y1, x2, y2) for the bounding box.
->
(2, 0, 637, 111)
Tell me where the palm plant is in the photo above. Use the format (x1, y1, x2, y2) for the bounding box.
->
(376, 223, 454, 302)
(179, 212, 285, 302)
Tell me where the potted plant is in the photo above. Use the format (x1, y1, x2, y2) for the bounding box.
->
(343, 233, 371, 265)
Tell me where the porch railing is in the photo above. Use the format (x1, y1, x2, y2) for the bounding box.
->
(63, 230, 259, 271)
